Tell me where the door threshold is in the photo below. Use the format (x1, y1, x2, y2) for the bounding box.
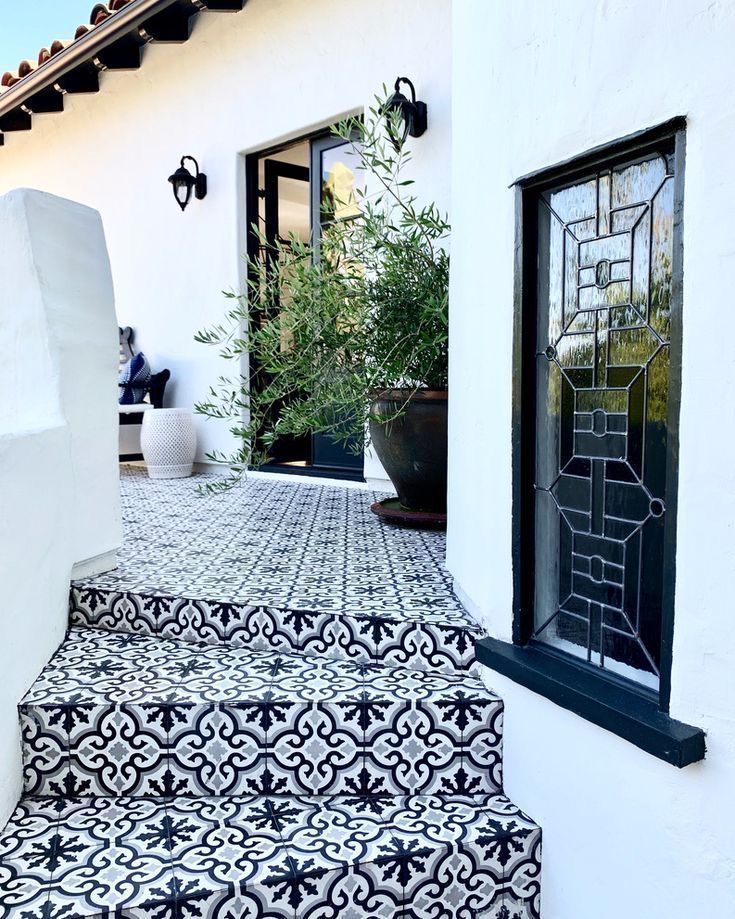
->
(251, 465, 366, 486)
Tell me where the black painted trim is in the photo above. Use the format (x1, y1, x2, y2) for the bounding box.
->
(511, 120, 687, 712)
(0, 108, 32, 132)
(513, 116, 687, 190)
(258, 462, 364, 483)
(511, 184, 537, 646)
(476, 636, 705, 767)
(658, 126, 686, 711)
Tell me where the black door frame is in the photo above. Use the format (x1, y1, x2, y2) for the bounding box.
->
(264, 159, 310, 251)
(260, 158, 312, 465)
(244, 132, 365, 481)
(309, 132, 358, 254)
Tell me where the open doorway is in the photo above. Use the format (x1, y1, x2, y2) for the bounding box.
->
(245, 131, 364, 481)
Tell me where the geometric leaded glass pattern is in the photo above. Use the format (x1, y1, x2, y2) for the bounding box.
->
(533, 147, 676, 689)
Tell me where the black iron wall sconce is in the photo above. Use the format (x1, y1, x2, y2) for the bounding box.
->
(382, 77, 428, 150)
(168, 155, 207, 212)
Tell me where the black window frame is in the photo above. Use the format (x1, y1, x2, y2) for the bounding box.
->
(476, 118, 705, 766)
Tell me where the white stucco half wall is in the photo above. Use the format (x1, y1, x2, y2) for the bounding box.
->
(448, 1, 735, 916)
(0, 189, 121, 825)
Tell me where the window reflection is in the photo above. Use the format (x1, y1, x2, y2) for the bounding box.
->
(321, 143, 362, 222)
(532, 150, 676, 690)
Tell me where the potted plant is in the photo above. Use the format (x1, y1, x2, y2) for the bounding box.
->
(195, 99, 449, 516)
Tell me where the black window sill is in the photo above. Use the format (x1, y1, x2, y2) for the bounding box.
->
(476, 637, 705, 767)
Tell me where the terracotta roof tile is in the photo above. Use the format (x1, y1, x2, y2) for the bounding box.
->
(1, 1, 133, 92)
(49, 40, 73, 58)
(0, 0, 245, 146)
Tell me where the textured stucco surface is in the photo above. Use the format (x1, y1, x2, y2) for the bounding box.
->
(0, 189, 121, 825)
(448, 1, 735, 915)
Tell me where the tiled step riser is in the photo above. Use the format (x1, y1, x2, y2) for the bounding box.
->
(21, 698, 503, 799)
(1, 794, 541, 919)
(71, 588, 481, 674)
(21, 629, 502, 800)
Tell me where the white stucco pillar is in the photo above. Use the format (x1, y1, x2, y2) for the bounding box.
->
(0, 188, 122, 824)
(0, 188, 122, 576)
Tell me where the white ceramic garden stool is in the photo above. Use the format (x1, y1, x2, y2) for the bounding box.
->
(141, 408, 197, 479)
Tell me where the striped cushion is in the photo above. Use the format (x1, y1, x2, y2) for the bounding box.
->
(118, 352, 151, 405)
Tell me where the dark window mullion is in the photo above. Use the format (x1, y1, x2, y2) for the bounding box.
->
(514, 123, 685, 706)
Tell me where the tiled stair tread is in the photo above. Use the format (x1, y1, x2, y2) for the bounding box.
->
(74, 469, 473, 624)
(70, 471, 483, 674)
(0, 793, 542, 919)
(71, 470, 482, 672)
(23, 628, 497, 707)
(21, 629, 504, 798)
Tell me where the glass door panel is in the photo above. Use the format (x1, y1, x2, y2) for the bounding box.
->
(309, 134, 364, 474)
(260, 158, 311, 465)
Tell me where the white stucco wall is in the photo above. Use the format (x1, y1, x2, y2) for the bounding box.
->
(0, 189, 121, 825)
(0, 0, 451, 478)
(0, 425, 70, 826)
(448, 1, 735, 916)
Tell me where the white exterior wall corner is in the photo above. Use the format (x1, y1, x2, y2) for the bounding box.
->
(0, 189, 121, 824)
(0, 0, 452, 476)
(0, 425, 70, 826)
(21, 191, 122, 572)
(448, 1, 735, 916)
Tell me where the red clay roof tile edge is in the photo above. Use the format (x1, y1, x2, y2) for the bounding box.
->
(1, 1, 134, 88)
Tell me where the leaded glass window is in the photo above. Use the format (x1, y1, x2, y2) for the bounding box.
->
(530, 140, 680, 691)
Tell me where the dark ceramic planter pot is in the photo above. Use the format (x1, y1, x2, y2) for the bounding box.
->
(369, 389, 448, 513)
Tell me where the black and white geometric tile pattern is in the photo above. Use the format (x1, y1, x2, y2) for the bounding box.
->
(20, 628, 503, 800)
(0, 793, 541, 918)
(1, 470, 541, 918)
(70, 470, 483, 674)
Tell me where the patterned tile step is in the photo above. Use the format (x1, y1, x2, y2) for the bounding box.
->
(70, 586, 483, 674)
(70, 469, 482, 674)
(21, 629, 503, 799)
(100, 469, 467, 622)
(0, 792, 541, 919)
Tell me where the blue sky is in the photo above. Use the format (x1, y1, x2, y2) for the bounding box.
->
(0, 1, 94, 72)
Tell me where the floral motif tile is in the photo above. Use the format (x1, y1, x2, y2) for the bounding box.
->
(0, 793, 539, 919)
(20, 629, 502, 800)
(0, 466, 544, 919)
(70, 470, 483, 674)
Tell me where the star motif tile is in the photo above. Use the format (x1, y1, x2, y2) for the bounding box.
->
(70, 469, 483, 674)
(0, 794, 540, 919)
(19, 628, 503, 801)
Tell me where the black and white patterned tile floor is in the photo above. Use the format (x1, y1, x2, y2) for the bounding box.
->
(0, 469, 542, 918)
(1, 793, 541, 918)
(20, 628, 503, 800)
(70, 470, 483, 673)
